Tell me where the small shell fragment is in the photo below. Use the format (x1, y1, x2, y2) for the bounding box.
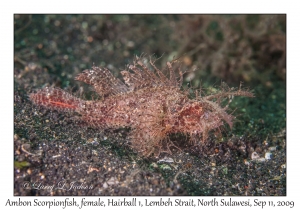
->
(158, 157, 174, 163)
(251, 152, 260, 160)
(265, 152, 272, 160)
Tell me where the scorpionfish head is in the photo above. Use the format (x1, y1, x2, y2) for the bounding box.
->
(176, 101, 223, 135)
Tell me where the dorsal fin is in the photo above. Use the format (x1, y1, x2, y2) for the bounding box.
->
(120, 56, 183, 91)
(75, 66, 129, 97)
(75, 56, 184, 97)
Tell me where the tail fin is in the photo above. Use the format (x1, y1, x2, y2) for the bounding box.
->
(29, 87, 82, 111)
